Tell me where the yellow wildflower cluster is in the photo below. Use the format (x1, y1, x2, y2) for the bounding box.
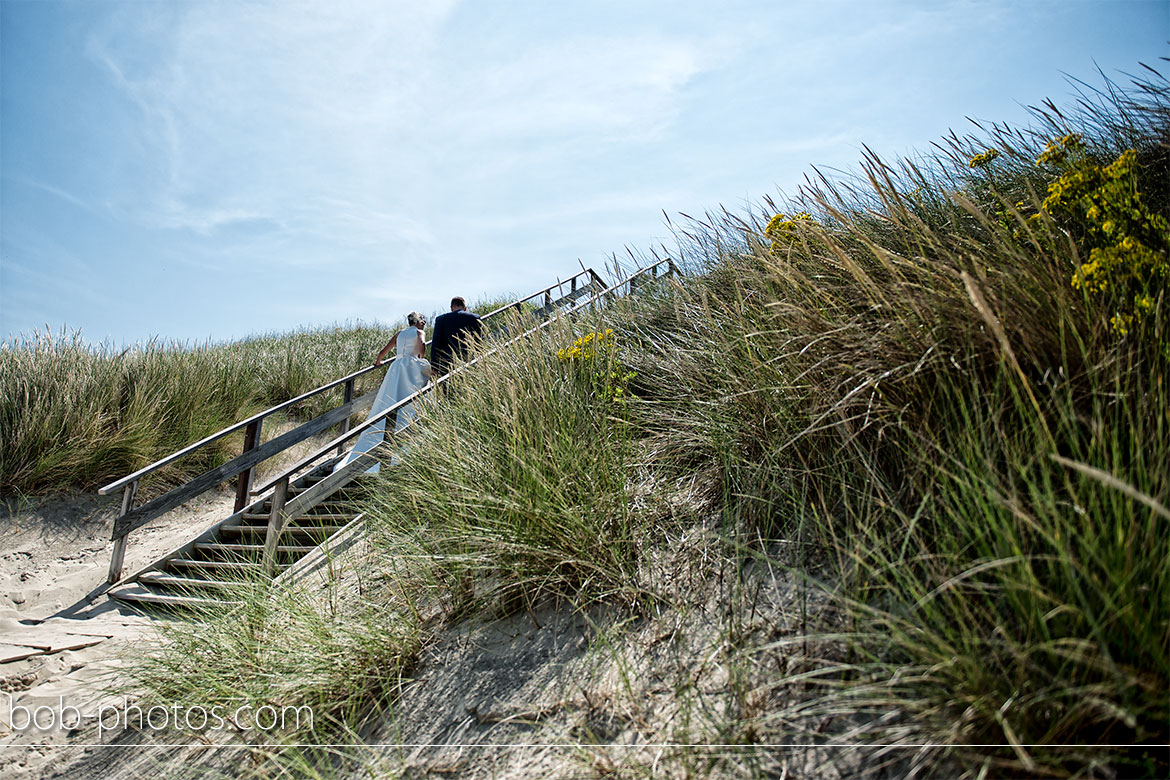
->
(1036, 133, 1086, 167)
(557, 329, 615, 362)
(556, 329, 635, 407)
(1036, 140, 1169, 335)
(764, 212, 814, 255)
(968, 149, 1000, 168)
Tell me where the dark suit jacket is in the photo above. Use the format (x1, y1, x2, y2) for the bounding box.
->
(430, 309, 484, 375)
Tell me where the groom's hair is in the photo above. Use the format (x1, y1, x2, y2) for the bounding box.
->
(450, 296, 467, 309)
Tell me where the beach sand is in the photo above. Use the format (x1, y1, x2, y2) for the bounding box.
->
(0, 487, 237, 778)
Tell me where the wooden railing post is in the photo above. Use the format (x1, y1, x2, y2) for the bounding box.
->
(263, 476, 290, 577)
(107, 480, 139, 584)
(336, 377, 356, 456)
(234, 419, 264, 513)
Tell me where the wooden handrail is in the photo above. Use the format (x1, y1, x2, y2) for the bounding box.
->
(98, 270, 601, 497)
(253, 257, 677, 494)
(478, 268, 599, 320)
(109, 388, 377, 541)
(98, 364, 381, 496)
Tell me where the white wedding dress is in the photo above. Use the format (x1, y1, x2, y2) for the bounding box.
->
(335, 326, 430, 474)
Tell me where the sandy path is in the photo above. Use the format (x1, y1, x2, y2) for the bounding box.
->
(0, 487, 238, 778)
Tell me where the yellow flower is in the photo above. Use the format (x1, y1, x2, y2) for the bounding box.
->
(1036, 133, 1085, 166)
(968, 149, 1000, 168)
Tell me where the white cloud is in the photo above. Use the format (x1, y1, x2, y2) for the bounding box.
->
(87, 1, 457, 243)
(83, 0, 716, 288)
(431, 35, 709, 143)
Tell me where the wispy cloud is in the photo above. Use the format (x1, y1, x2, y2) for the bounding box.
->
(431, 35, 709, 144)
(86, 1, 457, 243)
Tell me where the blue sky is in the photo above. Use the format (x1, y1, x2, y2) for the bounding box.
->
(2, 0, 1166, 345)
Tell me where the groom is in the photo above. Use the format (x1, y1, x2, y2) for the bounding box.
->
(430, 296, 484, 376)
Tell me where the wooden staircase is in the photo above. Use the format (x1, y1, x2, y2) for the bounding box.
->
(108, 462, 369, 610)
(99, 260, 677, 614)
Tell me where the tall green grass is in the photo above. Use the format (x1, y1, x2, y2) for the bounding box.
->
(365, 308, 649, 613)
(111, 65, 1166, 779)
(122, 574, 421, 772)
(620, 68, 1169, 775)
(0, 324, 390, 495)
(363, 65, 1168, 776)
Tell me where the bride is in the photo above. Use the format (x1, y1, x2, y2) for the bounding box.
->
(336, 311, 432, 474)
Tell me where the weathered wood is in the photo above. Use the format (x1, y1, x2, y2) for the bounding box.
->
(110, 585, 241, 610)
(243, 512, 355, 523)
(336, 377, 356, 456)
(167, 559, 264, 573)
(280, 451, 378, 521)
(111, 389, 375, 540)
(233, 418, 264, 513)
(137, 572, 240, 590)
(202, 542, 316, 555)
(262, 477, 290, 577)
(222, 525, 345, 539)
(107, 481, 138, 583)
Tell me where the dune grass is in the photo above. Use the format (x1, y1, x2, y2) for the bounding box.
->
(614, 68, 1168, 775)
(110, 64, 1167, 779)
(365, 308, 648, 614)
(120, 572, 422, 773)
(0, 324, 392, 496)
(359, 65, 1167, 776)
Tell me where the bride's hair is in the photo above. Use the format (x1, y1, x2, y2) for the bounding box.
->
(407, 311, 424, 326)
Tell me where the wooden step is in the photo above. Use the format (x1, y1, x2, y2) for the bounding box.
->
(259, 499, 355, 511)
(290, 485, 364, 496)
(110, 584, 241, 611)
(220, 525, 345, 540)
(193, 542, 318, 557)
(242, 512, 356, 524)
(138, 572, 243, 591)
(165, 558, 267, 573)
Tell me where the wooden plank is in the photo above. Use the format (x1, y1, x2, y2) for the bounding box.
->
(197, 542, 316, 554)
(107, 481, 138, 583)
(0, 632, 106, 654)
(233, 418, 264, 512)
(109, 585, 240, 610)
(0, 643, 46, 663)
(138, 572, 241, 590)
(262, 477, 290, 576)
(275, 512, 367, 586)
(336, 377, 356, 456)
(243, 512, 356, 522)
(166, 559, 264, 572)
(111, 389, 376, 540)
